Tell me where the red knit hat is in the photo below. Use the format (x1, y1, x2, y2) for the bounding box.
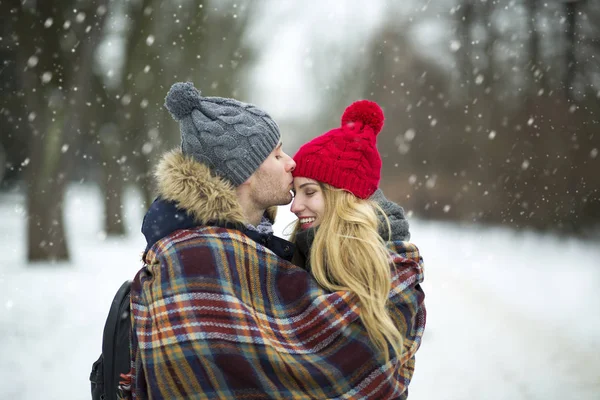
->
(292, 100, 384, 199)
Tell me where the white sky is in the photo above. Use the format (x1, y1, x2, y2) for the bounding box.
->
(246, 0, 389, 118)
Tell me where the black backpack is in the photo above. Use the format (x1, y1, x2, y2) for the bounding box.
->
(90, 280, 132, 400)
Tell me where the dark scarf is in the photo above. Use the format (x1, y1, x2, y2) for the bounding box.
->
(293, 227, 317, 272)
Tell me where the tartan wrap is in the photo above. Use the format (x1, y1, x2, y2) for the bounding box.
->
(129, 227, 425, 399)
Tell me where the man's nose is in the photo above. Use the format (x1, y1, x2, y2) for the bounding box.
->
(287, 157, 296, 172)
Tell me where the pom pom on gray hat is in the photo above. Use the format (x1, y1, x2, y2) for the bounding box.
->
(164, 82, 203, 120)
(163, 81, 281, 186)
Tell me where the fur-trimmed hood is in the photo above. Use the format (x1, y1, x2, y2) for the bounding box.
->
(141, 149, 280, 254)
(154, 149, 244, 225)
(156, 149, 276, 225)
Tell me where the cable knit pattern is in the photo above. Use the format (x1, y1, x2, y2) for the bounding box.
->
(164, 82, 280, 186)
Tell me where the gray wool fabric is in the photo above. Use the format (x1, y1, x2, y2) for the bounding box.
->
(164, 82, 280, 186)
(370, 189, 411, 242)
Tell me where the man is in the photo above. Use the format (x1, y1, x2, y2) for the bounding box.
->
(127, 82, 425, 399)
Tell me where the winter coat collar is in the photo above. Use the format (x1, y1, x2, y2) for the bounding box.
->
(154, 149, 249, 227)
(141, 149, 292, 260)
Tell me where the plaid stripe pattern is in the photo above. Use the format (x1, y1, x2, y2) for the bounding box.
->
(129, 227, 425, 399)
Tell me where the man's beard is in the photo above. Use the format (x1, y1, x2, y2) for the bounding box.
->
(253, 173, 292, 208)
(263, 187, 293, 207)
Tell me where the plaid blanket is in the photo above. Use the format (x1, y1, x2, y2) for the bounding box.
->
(129, 226, 425, 399)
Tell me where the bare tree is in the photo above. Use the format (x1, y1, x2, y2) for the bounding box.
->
(91, 0, 257, 230)
(349, 0, 600, 234)
(4, 0, 109, 261)
(123, 0, 257, 206)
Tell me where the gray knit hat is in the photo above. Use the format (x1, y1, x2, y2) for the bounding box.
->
(164, 82, 281, 186)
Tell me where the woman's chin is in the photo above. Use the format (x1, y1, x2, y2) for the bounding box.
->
(299, 223, 314, 230)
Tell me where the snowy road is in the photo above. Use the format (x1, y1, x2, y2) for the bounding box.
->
(408, 221, 600, 399)
(1, 187, 599, 399)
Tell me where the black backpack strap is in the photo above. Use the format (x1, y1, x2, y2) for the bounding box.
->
(102, 280, 132, 400)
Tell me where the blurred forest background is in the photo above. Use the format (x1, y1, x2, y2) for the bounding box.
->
(0, 0, 599, 262)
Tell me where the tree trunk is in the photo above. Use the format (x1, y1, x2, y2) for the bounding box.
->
(563, 0, 582, 232)
(99, 120, 126, 236)
(0, 142, 5, 183)
(26, 115, 70, 262)
(456, 1, 475, 100)
(93, 73, 126, 236)
(103, 166, 126, 236)
(9, 0, 109, 262)
(526, 0, 546, 95)
(10, 2, 70, 262)
(564, 1, 578, 102)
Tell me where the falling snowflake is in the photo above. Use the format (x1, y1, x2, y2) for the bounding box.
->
(147, 128, 159, 140)
(27, 55, 38, 68)
(426, 175, 437, 189)
(142, 142, 153, 155)
(40, 72, 52, 84)
(121, 94, 131, 106)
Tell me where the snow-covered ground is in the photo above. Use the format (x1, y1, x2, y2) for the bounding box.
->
(0, 185, 599, 400)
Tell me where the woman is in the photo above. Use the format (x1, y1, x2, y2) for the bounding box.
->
(290, 100, 426, 371)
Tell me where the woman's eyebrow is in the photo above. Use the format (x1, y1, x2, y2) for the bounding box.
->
(297, 182, 317, 189)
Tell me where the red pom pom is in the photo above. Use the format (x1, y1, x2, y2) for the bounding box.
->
(341, 100, 384, 135)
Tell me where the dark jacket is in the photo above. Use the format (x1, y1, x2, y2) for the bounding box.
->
(142, 196, 294, 262)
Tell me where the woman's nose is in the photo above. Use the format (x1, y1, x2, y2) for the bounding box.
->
(290, 197, 303, 214)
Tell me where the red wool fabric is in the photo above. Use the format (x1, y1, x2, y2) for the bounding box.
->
(293, 100, 385, 199)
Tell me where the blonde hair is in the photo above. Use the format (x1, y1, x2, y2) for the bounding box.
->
(291, 183, 402, 362)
